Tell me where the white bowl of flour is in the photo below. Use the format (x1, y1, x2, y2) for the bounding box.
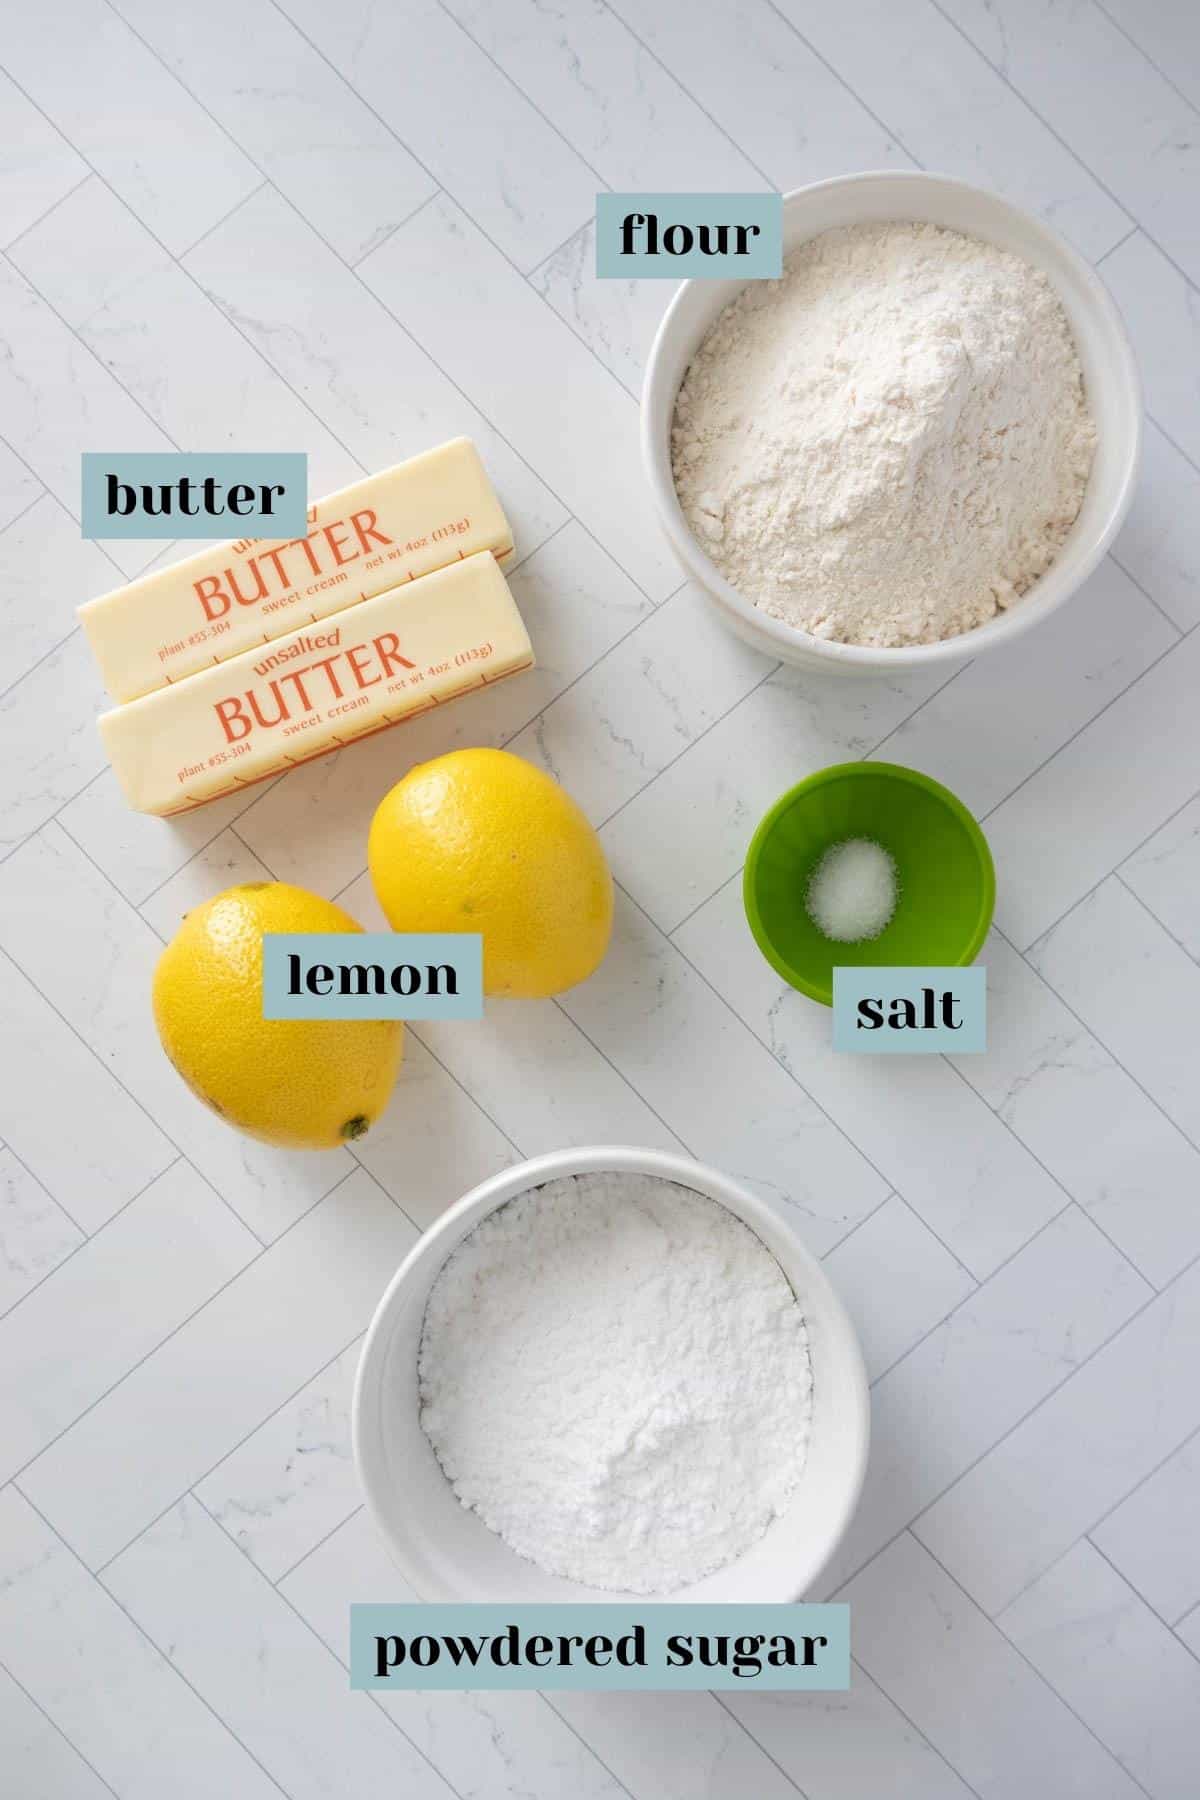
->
(353, 1147, 869, 1603)
(642, 171, 1141, 672)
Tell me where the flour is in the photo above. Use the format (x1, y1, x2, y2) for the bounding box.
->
(418, 1171, 812, 1594)
(672, 221, 1097, 647)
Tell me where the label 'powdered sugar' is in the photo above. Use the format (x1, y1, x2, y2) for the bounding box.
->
(418, 1170, 813, 1595)
(672, 220, 1097, 648)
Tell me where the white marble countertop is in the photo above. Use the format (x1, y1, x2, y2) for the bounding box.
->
(2, 2, 1199, 1795)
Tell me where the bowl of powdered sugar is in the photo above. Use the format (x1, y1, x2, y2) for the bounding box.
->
(642, 171, 1141, 672)
(353, 1147, 869, 1602)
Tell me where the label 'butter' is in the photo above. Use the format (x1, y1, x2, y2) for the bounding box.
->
(99, 553, 534, 816)
(79, 438, 514, 703)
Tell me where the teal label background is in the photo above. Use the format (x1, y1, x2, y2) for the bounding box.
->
(81, 452, 308, 538)
(596, 193, 782, 278)
(833, 965, 987, 1053)
(263, 933, 483, 1020)
(351, 1604, 849, 1691)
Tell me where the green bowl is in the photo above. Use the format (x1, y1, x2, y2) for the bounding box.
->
(743, 761, 995, 1006)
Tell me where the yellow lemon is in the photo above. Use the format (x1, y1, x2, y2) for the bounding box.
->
(153, 882, 403, 1150)
(368, 748, 613, 998)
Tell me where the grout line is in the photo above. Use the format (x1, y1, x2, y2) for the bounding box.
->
(0, 426, 139, 587)
(1109, 553, 1185, 638)
(845, 1659, 987, 1800)
(0, 1646, 124, 1799)
(904, 1238, 1200, 1543)
(1084, 1532, 1195, 1639)
(349, 187, 445, 269)
(271, 1500, 366, 1590)
(759, 0, 922, 168)
(1095, 221, 1140, 265)
(84, 1309, 367, 1582)
(5, 1164, 364, 1499)
(190, 1490, 473, 1800)
(912, 1532, 1159, 1800)
(587, 878, 902, 1229)
(0, 935, 269, 1249)
(710, 1693, 811, 1798)
(928, 0, 1200, 304)
(1091, 0, 1200, 123)
(0, 1155, 180, 1317)
(548, 995, 693, 1158)
(0, 485, 49, 538)
(432, 0, 613, 199)
(827, 1236, 1200, 1604)
(2, 45, 374, 496)
(1008, 913, 1200, 1160)
(273, 1497, 363, 1584)
(1114, 865, 1200, 969)
(0, 170, 93, 257)
(815, 1188, 897, 1268)
(924, 0, 1139, 238)
(12, 1487, 296, 1800)
(0, 239, 182, 450)
(598, 0, 781, 188)
(980, 629, 1187, 831)
(175, 177, 270, 262)
(1079, 1425, 1200, 1584)
(0, 624, 81, 708)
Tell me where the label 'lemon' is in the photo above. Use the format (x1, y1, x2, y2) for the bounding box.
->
(368, 748, 613, 998)
(153, 883, 403, 1150)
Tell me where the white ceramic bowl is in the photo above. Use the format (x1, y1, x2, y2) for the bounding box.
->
(353, 1146, 869, 1604)
(641, 170, 1143, 674)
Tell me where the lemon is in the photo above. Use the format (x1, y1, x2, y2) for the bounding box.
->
(153, 882, 403, 1150)
(368, 748, 613, 998)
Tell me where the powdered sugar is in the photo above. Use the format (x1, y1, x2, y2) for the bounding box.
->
(418, 1170, 813, 1595)
(672, 220, 1097, 647)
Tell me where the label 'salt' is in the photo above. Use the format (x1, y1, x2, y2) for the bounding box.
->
(98, 552, 534, 816)
(79, 438, 514, 704)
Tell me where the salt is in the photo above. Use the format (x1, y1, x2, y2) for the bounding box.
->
(807, 837, 898, 943)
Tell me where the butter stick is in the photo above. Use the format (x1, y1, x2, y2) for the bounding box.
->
(99, 553, 534, 816)
(79, 438, 514, 703)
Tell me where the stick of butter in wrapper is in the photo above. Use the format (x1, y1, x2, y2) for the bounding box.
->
(99, 552, 533, 816)
(79, 438, 513, 702)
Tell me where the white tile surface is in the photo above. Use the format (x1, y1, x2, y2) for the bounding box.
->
(0, 69, 86, 251)
(0, 825, 353, 1239)
(958, 930, 1200, 1286)
(0, 1486, 281, 1799)
(678, 879, 1065, 1277)
(0, 950, 174, 1229)
(0, 1146, 82, 1317)
(0, 1662, 114, 1800)
(1121, 793, 1200, 962)
(1091, 1429, 1200, 1625)
(0, 1159, 255, 1483)
(108, 0, 436, 264)
(105, 1496, 454, 1799)
(999, 1539, 1200, 1800)
(821, 1194, 975, 1383)
(19, 1168, 416, 1568)
(987, 625, 1200, 948)
(847, 1533, 1143, 1798)
(949, 0, 1200, 284)
(1, 3, 1198, 1786)
(196, 1338, 362, 1581)
(773, 0, 1132, 259)
(0, 0, 260, 256)
(916, 1256, 1200, 1615)
(281, 1508, 629, 1800)
(358, 194, 679, 600)
(818, 1205, 1149, 1595)
(275, 0, 596, 270)
(562, 890, 888, 1250)
(1029, 877, 1200, 1144)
